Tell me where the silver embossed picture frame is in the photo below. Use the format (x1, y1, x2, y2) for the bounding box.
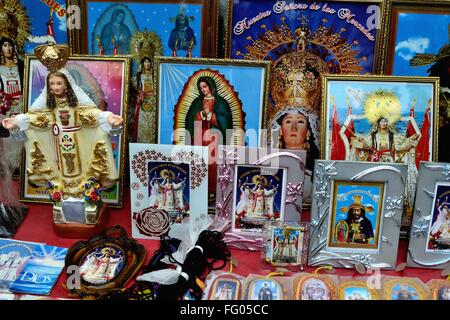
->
(407, 162, 450, 269)
(214, 146, 306, 250)
(308, 160, 407, 270)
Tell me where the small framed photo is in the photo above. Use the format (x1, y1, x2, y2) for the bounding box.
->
(215, 146, 305, 246)
(63, 225, 146, 298)
(266, 224, 306, 266)
(71, 0, 219, 57)
(294, 274, 337, 300)
(338, 280, 379, 300)
(382, 278, 430, 300)
(20, 55, 130, 207)
(129, 143, 209, 239)
(208, 275, 242, 301)
(427, 279, 450, 300)
(407, 162, 450, 269)
(308, 160, 407, 270)
(246, 278, 284, 301)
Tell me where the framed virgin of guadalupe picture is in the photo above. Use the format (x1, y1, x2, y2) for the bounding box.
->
(308, 160, 407, 270)
(19, 55, 130, 207)
(225, 0, 387, 206)
(70, 0, 219, 58)
(380, 0, 450, 162)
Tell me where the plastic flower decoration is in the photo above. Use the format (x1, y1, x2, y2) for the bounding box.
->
(83, 177, 103, 206)
(48, 182, 63, 204)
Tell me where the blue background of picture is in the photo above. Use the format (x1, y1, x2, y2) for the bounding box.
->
(158, 63, 265, 146)
(235, 166, 285, 214)
(391, 284, 419, 300)
(327, 80, 434, 141)
(230, 0, 379, 73)
(344, 287, 371, 300)
(331, 183, 383, 246)
(9, 245, 67, 295)
(249, 279, 281, 300)
(22, 0, 68, 53)
(392, 12, 450, 76)
(87, 2, 202, 57)
(147, 161, 190, 207)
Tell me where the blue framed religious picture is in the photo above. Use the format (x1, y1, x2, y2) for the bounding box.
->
(19, 55, 131, 208)
(321, 74, 439, 231)
(20, 0, 69, 53)
(381, 0, 450, 162)
(207, 275, 242, 300)
(328, 181, 384, 250)
(382, 277, 430, 300)
(129, 143, 209, 240)
(246, 278, 284, 300)
(70, 0, 219, 58)
(225, 0, 387, 206)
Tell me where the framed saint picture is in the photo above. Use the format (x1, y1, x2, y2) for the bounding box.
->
(20, 55, 130, 207)
(381, 0, 450, 162)
(407, 162, 450, 269)
(382, 277, 430, 300)
(207, 274, 242, 300)
(265, 224, 306, 266)
(21, 0, 69, 53)
(245, 278, 284, 300)
(338, 279, 380, 300)
(129, 143, 209, 240)
(308, 160, 407, 270)
(293, 273, 338, 300)
(214, 146, 306, 249)
(225, 0, 387, 205)
(427, 279, 450, 300)
(70, 0, 219, 58)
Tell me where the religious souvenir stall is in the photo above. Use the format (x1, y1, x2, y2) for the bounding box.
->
(0, 0, 449, 305)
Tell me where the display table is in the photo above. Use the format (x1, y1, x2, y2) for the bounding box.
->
(12, 183, 445, 299)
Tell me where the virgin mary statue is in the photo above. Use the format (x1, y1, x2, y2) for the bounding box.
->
(1, 43, 123, 229)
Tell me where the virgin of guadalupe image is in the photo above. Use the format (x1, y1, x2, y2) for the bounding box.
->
(428, 197, 450, 250)
(173, 69, 245, 146)
(91, 4, 139, 55)
(1, 42, 123, 228)
(148, 169, 187, 217)
(80, 247, 124, 285)
(235, 175, 279, 227)
(334, 195, 375, 245)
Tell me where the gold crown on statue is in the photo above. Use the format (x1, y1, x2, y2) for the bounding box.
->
(34, 42, 70, 72)
(130, 30, 164, 64)
(0, 0, 30, 55)
(269, 50, 328, 114)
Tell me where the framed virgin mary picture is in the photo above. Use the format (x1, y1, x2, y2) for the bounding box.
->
(381, 0, 450, 163)
(69, 0, 219, 58)
(225, 0, 387, 206)
(308, 160, 407, 270)
(19, 55, 130, 207)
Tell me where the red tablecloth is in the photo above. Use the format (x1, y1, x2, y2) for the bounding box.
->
(12, 182, 444, 299)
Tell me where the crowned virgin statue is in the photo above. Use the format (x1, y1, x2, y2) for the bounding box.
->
(1, 42, 123, 236)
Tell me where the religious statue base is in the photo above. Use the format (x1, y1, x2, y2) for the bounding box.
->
(53, 204, 108, 239)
